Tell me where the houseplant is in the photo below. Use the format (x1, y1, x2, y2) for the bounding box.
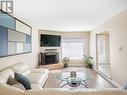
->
(62, 56, 69, 68)
(83, 55, 93, 69)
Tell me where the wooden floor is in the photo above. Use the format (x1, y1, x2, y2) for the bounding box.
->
(44, 66, 115, 89)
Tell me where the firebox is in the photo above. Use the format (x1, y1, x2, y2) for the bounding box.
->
(39, 52, 59, 65)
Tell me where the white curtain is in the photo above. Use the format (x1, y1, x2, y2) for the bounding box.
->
(62, 38, 85, 59)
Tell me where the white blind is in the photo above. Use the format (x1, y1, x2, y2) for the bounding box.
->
(62, 38, 85, 59)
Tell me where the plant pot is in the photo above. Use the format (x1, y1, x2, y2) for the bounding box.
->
(88, 64, 93, 69)
(85, 64, 89, 68)
(64, 63, 68, 68)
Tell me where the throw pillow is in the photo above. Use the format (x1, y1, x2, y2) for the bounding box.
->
(14, 73, 31, 90)
(7, 76, 19, 85)
(7, 76, 26, 90)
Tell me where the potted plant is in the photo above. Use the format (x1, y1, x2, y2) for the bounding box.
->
(83, 55, 93, 69)
(62, 56, 69, 68)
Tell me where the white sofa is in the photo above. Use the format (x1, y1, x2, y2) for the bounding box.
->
(0, 82, 127, 95)
(0, 63, 49, 90)
(0, 63, 127, 95)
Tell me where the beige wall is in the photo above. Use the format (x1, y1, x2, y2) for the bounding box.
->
(90, 10, 127, 85)
(38, 30, 90, 64)
(0, 26, 39, 71)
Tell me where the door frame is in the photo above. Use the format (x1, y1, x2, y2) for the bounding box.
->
(96, 33, 111, 78)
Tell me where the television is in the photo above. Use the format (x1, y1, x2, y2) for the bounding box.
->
(40, 34, 61, 47)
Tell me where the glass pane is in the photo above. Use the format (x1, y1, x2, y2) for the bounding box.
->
(0, 26, 8, 57)
(16, 20, 31, 35)
(23, 43, 31, 52)
(8, 29, 26, 42)
(16, 43, 23, 53)
(8, 42, 16, 55)
(0, 11, 16, 29)
(26, 34, 31, 43)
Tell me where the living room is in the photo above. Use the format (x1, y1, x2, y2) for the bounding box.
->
(0, 0, 127, 95)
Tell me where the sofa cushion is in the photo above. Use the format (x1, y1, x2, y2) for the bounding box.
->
(0, 82, 25, 95)
(31, 84, 43, 90)
(0, 68, 14, 83)
(15, 73, 31, 90)
(21, 69, 31, 77)
(26, 88, 73, 95)
(31, 69, 49, 86)
(74, 90, 125, 95)
(12, 83, 26, 90)
(11, 63, 31, 76)
(26, 88, 126, 95)
(27, 73, 45, 86)
(73, 88, 125, 95)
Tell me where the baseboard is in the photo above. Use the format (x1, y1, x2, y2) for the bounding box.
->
(94, 68, 122, 88)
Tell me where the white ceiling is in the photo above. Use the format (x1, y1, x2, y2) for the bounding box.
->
(13, 0, 127, 32)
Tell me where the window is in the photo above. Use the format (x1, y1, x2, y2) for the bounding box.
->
(62, 38, 85, 59)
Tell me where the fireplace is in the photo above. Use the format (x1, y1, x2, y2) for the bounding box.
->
(39, 52, 59, 65)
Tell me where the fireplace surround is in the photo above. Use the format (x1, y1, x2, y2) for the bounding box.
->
(39, 52, 59, 65)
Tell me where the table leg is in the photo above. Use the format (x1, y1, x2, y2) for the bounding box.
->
(83, 80, 88, 85)
(80, 83, 88, 88)
(61, 83, 68, 88)
(58, 80, 63, 85)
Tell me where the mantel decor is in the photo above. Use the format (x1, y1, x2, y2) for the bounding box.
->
(0, 10, 32, 58)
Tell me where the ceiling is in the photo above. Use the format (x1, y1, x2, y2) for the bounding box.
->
(13, 0, 127, 32)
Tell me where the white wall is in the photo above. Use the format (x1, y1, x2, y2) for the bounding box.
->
(90, 10, 127, 85)
(0, 7, 39, 70)
(61, 32, 90, 65)
(39, 30, 62, 62)
(0, 26, 39, 71)
(61, 32, 90, 56)
(39, 30, 90, 64)
(31, 27, 39, 67)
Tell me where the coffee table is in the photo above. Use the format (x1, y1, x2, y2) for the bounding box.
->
(56, 72, 91, 88)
